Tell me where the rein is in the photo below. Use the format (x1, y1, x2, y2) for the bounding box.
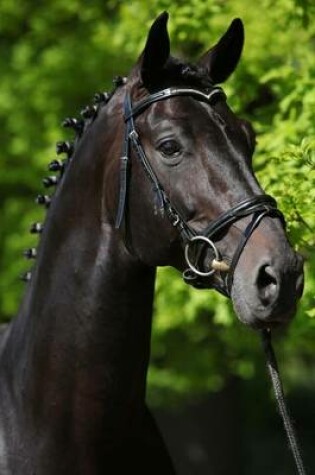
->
(115, 85, 307, 473)
(261, 330, 307, 475)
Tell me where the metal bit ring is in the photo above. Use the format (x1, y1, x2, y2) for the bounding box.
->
(184, 235, 221, 277)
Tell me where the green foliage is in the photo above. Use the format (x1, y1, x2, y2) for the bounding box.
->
(0, 0, 314, 406)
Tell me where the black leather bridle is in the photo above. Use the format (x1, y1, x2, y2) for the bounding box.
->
(115, 86, 285, 297)
(114, 90, 307, 470)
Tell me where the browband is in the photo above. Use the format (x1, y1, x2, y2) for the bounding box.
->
(124, 87, 226, 121)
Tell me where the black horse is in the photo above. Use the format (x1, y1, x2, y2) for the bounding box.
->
(0, 12, 303, 474)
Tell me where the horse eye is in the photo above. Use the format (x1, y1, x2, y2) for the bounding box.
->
(158, 140, 181, 157)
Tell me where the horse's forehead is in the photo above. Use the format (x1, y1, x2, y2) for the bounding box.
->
(146, 96, 218, 125)
(142, 99, 240, 144)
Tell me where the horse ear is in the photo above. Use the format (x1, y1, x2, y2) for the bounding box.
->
(198, 18, 244, 84)
(140, 11, 170, 86)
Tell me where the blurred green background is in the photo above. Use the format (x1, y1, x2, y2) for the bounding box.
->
(0, 0, 314, 472)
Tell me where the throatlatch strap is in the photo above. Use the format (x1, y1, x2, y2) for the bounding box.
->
(115, 155, 129, 229)
(115, 95, 134, 229)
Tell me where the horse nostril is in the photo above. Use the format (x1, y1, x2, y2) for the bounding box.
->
(256, 265, 278, 306)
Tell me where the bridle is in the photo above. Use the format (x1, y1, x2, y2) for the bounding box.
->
(115, 85, 307, 474)
(115, 85, 285, 297)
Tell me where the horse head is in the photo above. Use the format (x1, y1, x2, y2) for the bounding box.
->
(104, 12, 304, 329)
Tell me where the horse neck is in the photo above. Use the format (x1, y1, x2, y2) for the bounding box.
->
(4, 100, 156, 431)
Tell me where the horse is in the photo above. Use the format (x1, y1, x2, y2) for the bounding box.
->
(0, 12, 304, 474)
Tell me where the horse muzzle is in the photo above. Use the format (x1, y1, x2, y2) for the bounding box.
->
(231, 248, 304, 329)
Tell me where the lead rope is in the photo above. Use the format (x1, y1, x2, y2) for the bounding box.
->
(261, 329, 307, 474)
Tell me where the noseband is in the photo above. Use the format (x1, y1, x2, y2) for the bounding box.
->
(115, 86, 285, 297)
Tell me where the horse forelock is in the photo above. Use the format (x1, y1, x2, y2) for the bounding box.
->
(128, 55, 214, 100)
(163, 56, 213, 89)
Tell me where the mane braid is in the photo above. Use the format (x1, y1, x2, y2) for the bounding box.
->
(21, 76, 127, 283)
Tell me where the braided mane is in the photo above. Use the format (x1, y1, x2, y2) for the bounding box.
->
(21, 76, 127, 282)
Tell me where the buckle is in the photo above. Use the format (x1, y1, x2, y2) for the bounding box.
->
(129, 129, 139, 141)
